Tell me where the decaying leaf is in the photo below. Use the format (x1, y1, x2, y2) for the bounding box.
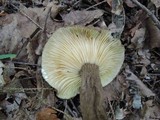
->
(104, 75, 126, 101)
(0, 93, 27, 119)
(110, 0, 125, 38)
(137, 49, 151, 66)
(0, 5, 38, 62)
(142, 100, 160, 120)
(130, 28, 145, 49)
(124, 66, 155, 97)
(36, 108, 60, 120)
(111, 0, 123, 15)
(26, 40, 38, 64)
(106, 0, 112, 6)
(0, 15, 23, 54)
(145, 18, 160, 48)
(150, 0, 160, 8)
(140, 66, 148, 76)
(62, 10, 103, 25)
(124, 0, 136, 8)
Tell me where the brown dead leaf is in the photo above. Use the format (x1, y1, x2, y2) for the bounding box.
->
(0, 15, 23, 54)
(124, 66, 155, 97)
(140, 66, 148, 76)
(110, 0, 125, 38)
(0, 5, 38, 62)
(18, 4, 38, 38)
(145, 18, 160, 48)
(34, 2, 63, 56)
(36, 108, 60, 120)
(4, 62, 16, 76)
(26, 37, 39, 63)
(104, 75, 126, 101)
(130, 28, 145, 49)
(36, 1, 63, 31)
(129, 22, 141, 37)
(137, 49, 151, 66)
(111, 0, 123, 15)
(62, 10, 103, 25)
(50, 3, 62, 20)
(150, 0, 160, 8)
(124, 0, 136, 8)
(106, 0, 112, 6)
(3, 62, 16, 84)
(142, 100, 160, 120)
(2, 71, 25, 94)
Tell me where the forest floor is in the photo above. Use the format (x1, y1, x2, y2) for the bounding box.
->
(0, 0, 160, 120)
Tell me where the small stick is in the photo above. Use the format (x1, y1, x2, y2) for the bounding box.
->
(1, 87, 53, 92)
(7, 61, 40, 66)
(108, 98, 116, 120)
(85, 0, 107, 10)
(64, 100, 76, 117)
(70, 99, 80, 116)
(131, 0, 160, 29)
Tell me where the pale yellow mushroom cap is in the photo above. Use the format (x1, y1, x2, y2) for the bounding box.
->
(41, 26, 124, 99)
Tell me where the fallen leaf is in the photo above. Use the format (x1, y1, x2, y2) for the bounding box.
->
(3, 61, 16, 84)
(140, 66, 148, 76)
(110, 0, 125, 38)
(111, 0, 123, 15)
(124, 66, 155, 97)
(137, 49, 151, 66)
(142, 100, 160, 120)
(26, 40, 38, 64)
(50, 3, 62, 20)
(0, 5, 38, 61)
(18, 4, 38, 38)
(0, 15, 23, 54)
(150, 0, 160, 8)
(130, 28, 145, 49)
(104, 75, 126, 101)
(0, 110, 7, 120)
(124, 0, 136, 8)
(106, 0, 112, 6)
(145, 18, 160, 48)
(0, 93, 27, 119)
(36, 108, 60, 120)
(129, 22, 141, 37)
(62, 10, 103, 25)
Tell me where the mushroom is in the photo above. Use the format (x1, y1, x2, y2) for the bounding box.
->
(41, 26, 124, 119)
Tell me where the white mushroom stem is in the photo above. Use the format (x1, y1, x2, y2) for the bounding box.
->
(79, 63, 107, 120)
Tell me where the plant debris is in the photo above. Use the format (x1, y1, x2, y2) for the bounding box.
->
(0, 0, 160, 120)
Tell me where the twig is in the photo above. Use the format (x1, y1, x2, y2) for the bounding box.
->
(64, 100, 76, 117)
(85, 0, 107, 10)
(6, 61, 40, 66)
(131, 0, 160, 29)
(69, 99, 80, 117)
(14, 99, 33, 120)
(108, 97, 116, 120)
(43, 3, 52, 34)
(52, 106, 72, 119)
(1, 87, 53, 92)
